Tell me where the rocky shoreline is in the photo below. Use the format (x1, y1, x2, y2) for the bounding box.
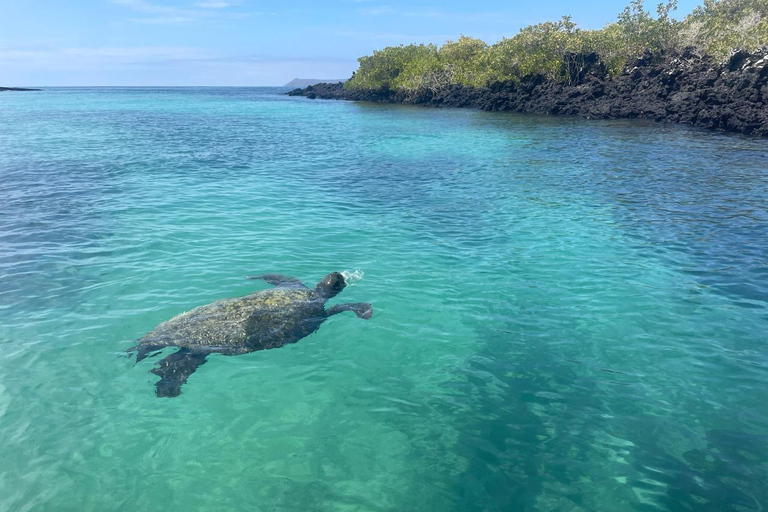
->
(0, 87, 40, 92)
(289, 49, 768, 137)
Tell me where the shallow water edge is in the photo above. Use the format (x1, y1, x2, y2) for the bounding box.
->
(289, 49, 768, 138)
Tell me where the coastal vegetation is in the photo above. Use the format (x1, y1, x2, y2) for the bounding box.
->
(344, 0, 768, 91)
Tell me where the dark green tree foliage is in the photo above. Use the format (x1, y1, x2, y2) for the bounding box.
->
(486, 17, 582, 83)
(348, 44, 438, 90)
(344, 0, 768, 91)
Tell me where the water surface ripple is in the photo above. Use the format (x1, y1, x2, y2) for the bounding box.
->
(1, 88, 766, 512)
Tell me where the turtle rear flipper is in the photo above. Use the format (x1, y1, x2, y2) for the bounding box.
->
(132, 344, 165, 363)
(151, 348, 208, 398)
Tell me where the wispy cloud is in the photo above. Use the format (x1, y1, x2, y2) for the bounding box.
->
(0, 45, 356, 69)
(333, 30, 455, 42)
(111, 0, 175, 13)
(111, 0, 248, 24)
(129, 16, 198, 24)
(0, 44, 358, 85)
(0, 45, 212, 63)
(195, 1, 237, 8)
(359, 6, 393, 16)
(404, 10, 516, 21)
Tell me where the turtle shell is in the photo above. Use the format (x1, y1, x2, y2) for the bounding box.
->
(138, 287, 325, 354)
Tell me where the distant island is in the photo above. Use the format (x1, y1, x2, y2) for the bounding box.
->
(288, 0, 768, 137)
(284, 78, 346, 88)
(0, 87, 40, 92)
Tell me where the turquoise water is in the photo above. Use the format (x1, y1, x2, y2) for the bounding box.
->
(1, 87, 767, 512)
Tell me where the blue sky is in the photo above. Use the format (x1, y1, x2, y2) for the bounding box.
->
(0, 0, 701, 86)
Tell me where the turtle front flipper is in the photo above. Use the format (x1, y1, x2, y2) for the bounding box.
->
(327, 303, 373, 320)
(247, 274, 308, 289)
(151, 348, 208, 398)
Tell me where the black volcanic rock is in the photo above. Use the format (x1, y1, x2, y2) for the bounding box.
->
(284, 78, 346, 88)
(0, 87, 40, 91)
(287, 50, 768, 137)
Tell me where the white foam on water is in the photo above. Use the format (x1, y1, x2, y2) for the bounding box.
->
(341, 269, 364, 286)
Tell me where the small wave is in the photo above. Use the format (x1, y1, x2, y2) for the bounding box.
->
(341, 269, 364, 285)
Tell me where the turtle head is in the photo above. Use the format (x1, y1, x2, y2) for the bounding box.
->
(315, 272, 346, 299)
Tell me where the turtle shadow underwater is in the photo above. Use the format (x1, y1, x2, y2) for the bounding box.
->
(127, 272, 372, 397)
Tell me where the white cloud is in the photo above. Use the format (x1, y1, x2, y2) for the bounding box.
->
(110, 0, 175, 13)
(129, 16, 198, 24)
(0, 45, 358, 86)
(0, 46, 212, 65)
(195, 1, 234, 8)
(359, 6, 393, 16)
(111, 0, 248, 24)
(333, 30, 455, 42)
(404, 10, 516, 22)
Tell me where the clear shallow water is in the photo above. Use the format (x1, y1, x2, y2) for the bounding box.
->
(1, 87, 767, 512)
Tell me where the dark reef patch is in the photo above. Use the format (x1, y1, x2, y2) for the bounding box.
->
(288, 50, 768, 137)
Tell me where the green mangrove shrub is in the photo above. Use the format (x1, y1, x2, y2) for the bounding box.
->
(344, 0, 768, 91)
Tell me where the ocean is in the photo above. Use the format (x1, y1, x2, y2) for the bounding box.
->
(1, 87, 766, 511)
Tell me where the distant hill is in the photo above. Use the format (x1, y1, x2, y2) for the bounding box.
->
(284, 78, 346, 88)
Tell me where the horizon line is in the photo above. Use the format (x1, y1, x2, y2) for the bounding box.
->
(2, 84, 320, 88)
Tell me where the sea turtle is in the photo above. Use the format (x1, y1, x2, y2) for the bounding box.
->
(128, 272, 372, 397)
